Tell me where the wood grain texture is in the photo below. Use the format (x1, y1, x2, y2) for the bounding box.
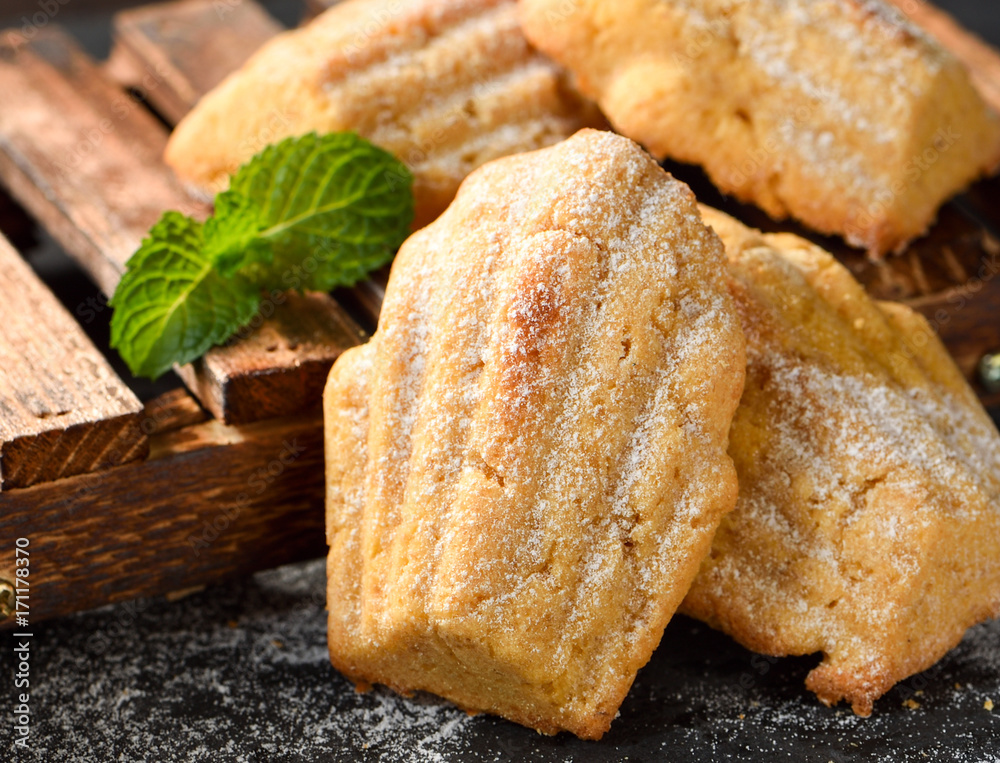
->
(108, 0, 384, 329)
(0, 390, 327, 626)
(0, 25, 364, 424)
(333, 267, 388, 334)
(174, 290, 365, 423)
(109, 0, 280, 125)
(0, 25, 206, 295)
(0, 233, 147, 490)
(141, 386, 209, 436)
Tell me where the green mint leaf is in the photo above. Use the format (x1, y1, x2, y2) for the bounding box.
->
(110, 132, 414, 379)
(109, 212, 260, 379)
(204, 190, 271, 276)
(226, 131, 414, 289)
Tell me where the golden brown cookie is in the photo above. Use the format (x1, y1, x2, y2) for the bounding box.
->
(519, 0, 1000, 256)
(323, 130, 746, 739)
(165, 0, 602, 227)
(681, 206, 1000, 716)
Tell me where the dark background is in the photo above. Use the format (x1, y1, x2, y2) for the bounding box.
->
(1, 2, 999, 762)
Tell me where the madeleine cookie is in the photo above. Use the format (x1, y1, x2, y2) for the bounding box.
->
(323, 130, 746, 739)
(681, 206, 1000, 715)
(519, 0, 1000, 256)
(165, 0, 601, 227)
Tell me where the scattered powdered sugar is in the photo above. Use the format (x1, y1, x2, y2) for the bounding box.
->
(659, 0, 964, 215)
(735, 0, 944, 184)
(317, 0, 593, 192)
(726, 341, 1000, 623)
(15, 558, 999, 761)
(321, 129, 746, 730)
(752, 348, 1000, 521)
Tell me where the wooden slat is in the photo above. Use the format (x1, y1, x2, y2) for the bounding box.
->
(174, 290, 366, 423)
(140, 387, 209, 436)
(333, 267, 389, 334)
(0, 26, 205, 295)
(108, 0, 384, 330)
(0, 233, 147, 490)
(0, 26, 364, 424)
(108, 0, 281, 125)
(118, 0, 1000, 396)
(0, 389, 326, 625)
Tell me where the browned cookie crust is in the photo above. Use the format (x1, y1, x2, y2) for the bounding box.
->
(165, 0, 602, 227)
(682, 206, 1000, 716)
(323, 131, 746, 739)
(520, 0, 1000, 256)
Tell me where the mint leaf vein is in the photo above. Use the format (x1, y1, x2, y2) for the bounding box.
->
(110, 132, 414, 379)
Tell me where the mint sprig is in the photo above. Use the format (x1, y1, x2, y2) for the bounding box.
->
(110, 132, 413, 379)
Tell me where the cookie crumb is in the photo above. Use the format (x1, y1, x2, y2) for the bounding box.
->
(903, 698, 921, 710)
(985, 698, 995, 711)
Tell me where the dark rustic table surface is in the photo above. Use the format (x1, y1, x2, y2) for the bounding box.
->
(2, 1, 1000, 761)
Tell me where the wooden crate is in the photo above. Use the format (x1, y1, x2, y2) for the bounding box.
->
(0, 0, 998, 625)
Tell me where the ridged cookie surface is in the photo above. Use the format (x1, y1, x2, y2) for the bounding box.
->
(682, 206, 1000, 715)
(323, 130, 746, 738)
(519, 0, 1000, 256)
(165, 0, 601, 227)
